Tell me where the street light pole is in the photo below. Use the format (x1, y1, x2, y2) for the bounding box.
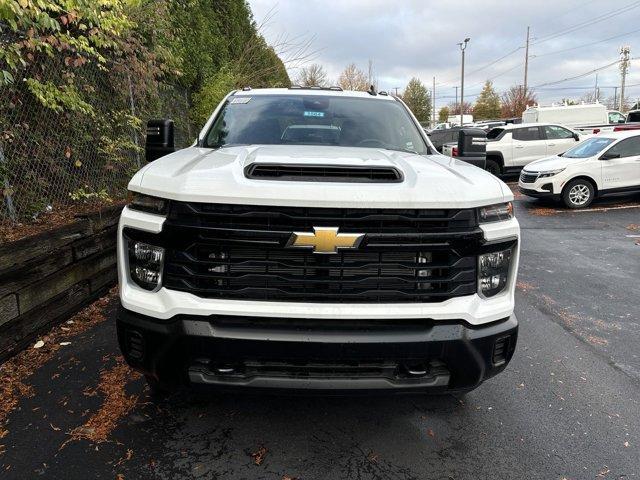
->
(458, 38, 470, 126)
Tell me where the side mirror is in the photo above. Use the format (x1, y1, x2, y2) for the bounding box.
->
(145, 119, 175, 162)
(573, 133, 580, 141)
(600, 152, 620, 160)
(618, 118, 626, 124)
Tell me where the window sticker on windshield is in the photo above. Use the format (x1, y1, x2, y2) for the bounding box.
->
(303, 111, 325, 118)
(231, 97, 251, 104)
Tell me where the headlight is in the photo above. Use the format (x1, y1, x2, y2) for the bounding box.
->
(537, 168, 565, 178)
(478, 202, 513, 223)
(478, 246, 513, 298)
(128, 239, 165, 291)
(129, 193, 167, 215)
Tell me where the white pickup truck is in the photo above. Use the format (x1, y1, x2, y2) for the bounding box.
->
(116, 87, 520, 395)
(445, 123, 584, 175)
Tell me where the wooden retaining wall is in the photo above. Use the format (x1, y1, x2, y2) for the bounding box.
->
(0, 205, 122, 362)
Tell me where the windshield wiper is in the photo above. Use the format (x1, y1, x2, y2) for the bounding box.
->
(382, 145, 420, 155)
(211, 143, 250, 150)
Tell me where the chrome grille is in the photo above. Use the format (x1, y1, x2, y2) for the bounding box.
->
(520, 171, 538, 183)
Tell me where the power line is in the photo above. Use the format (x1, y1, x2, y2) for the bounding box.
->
(532, 27, 640, 58)
(532, 59, 621, 88)
(532, 1, 640, 45)
(467, 62, 524, 89)
(464, 46, 523, 78)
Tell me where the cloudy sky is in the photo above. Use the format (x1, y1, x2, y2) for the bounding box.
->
(248, 0, 640, 111)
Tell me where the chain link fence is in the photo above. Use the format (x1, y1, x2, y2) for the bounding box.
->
(0, 55, 193, 226)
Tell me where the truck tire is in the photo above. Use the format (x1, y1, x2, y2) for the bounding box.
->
(562, 178, 595, 209)
(485, 159, 501, 176)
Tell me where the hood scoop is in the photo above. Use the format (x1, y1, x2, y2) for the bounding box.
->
(244, 163, 403, 183)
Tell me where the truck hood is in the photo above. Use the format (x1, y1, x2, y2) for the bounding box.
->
(129, 145, 511, 208)
(524, 155, 589, 172)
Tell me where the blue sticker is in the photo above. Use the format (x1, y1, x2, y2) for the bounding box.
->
(303, 111, 325, 117)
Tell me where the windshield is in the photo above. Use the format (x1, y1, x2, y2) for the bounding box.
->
(562, 137, 615, 158)
(627, 111, 640, 122)
(486, 128, 504, 140)
(204, 94, 428, 154)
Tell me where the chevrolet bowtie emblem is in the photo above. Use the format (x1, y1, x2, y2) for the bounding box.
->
(287, 227, 364, 254)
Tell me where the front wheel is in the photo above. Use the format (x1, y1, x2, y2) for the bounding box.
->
(562, 179, 595, 209)
(485, 159, 501, 176)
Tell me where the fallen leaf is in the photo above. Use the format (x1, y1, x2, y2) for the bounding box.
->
(59, 342, 71, 346)
(33, 340, 44, 349)
(50, 423, 60, 431)
(251, 446, 267, 466)
(427, 429, 435, 438)
(624, 441, 629, 447)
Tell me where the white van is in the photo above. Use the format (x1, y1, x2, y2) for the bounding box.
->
(447, 114, 473, 125)
(522, 103, 608, 127)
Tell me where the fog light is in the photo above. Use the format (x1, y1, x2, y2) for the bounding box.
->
(134, 242, 164, 264)
(134, 266, 160, 285)
(479, 247, 513, 298)
(128, 239, 164, 291)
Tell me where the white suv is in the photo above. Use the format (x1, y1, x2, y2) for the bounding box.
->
(518, 131, 640, 208)
(483, 123, 584, 175)
(117, 87, 520, 395)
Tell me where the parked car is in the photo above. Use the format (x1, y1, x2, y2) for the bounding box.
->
(118, 86, 520, 395)
(462, 123, 584, 175)
(518, 130, 640, 208)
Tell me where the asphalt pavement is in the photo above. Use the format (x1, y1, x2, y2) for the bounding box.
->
(1, 187, 639, 480)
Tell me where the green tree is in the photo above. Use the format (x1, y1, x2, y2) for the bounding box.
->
(438, 106, 450, 122)
(0, 0, 291, 220)
(473, 81, 501, 120)
(402, 77, 431, 123)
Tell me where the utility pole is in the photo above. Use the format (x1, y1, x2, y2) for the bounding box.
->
(524, 26, 530, 95)
(594, 73, 599, 102)
(613, 86, 618, 108)
(458, 38, 470, 126)
(394, 87, 399, 96)
(432, 76, 436, 127)
(619, 45, 630, 112)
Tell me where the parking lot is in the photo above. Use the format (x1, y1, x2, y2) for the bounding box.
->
(1, 187, 639, 480)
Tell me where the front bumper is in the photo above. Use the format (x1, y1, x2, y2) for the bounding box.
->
(117, 306, 518, 394)
(518, 186, 560, 200)
(518, 173, 565, 201)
